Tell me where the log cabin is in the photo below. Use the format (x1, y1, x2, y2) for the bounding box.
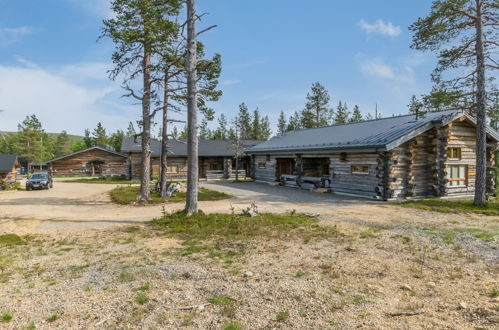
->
(247, 110, 499, 200)
(0, 154, 20, 184)
(121, 137, 262, 180)
(47, 146, 128, 177)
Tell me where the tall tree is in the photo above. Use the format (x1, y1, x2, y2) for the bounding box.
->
(16, 115, 52, 164)
(92, 122, 108, 147)
(83, 129, 93, 148)
(334, 101, 350, 124)
(410, 0, 498, 205)
(125, 122, 136, 137)
(185, 0, 199, 215)
(54, 131, 72, 157)
(260, 115, 272, 140)
(213, 114, 228, 139)
(408, 95, 425, 118)
(103, 0, 179, 202)
(287, 111, 302, 131)
(199, 119, 212, 139)
(277, 110, 287, 136)
(301, 82, 332, 128)
(350, 105, 363, 122)
(251, 108, 262, 140)
(237, 103, 252, 139)
(109, 130, 125, 151)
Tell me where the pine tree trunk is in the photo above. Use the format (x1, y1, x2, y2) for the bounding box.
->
(160, 74, 169, 198)
(185, 0, 199, 215)
(474, 0, 487, 205)
(140, 50, 152, 202)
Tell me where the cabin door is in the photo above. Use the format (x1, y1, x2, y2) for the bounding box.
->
(275, 158, 294, 180)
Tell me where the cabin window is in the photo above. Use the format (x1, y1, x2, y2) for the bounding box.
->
(167, 165, 179, 174)
(266, 154, 271, 161)
(258, 162, 266, 169)
(340, 152, 348, 162)
(449, 165, 467, 187)
(448, 147, 462, 160)
(351, 165, 370, 174)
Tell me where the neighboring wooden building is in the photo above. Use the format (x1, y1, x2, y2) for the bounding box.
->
(0, 154, 20, 184)
(47, 147, 128, 177)
(247, 110, 499, 200)
(121, 138, 262, 180)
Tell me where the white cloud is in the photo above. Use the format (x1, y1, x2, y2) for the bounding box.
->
(0, 26, 34, 47)
(0, 61, 136, 135)
(222, 79, 241, 86)
(359, 57, 414, 83)
(358, 19, 401, 37)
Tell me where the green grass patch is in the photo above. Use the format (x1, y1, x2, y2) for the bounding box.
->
(1, 312, 12, 322)
(46, 314, 58, 323)
(150, 211, 322, 241)
(400, 198, 499, 216)
(110, 186, 230, 205)
(0, 234, 25, 247)
(223, 321, 244, 330)
(62, 177, 139, 184)
(135, 292, 149, 305)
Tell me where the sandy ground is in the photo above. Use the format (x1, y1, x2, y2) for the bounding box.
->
(0, 180, 370, 234)
(0, 180, 498, 329)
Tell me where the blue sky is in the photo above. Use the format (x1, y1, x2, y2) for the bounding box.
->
(0, 0, 437, 135)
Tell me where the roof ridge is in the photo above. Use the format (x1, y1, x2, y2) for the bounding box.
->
(284, 109, 459, 134)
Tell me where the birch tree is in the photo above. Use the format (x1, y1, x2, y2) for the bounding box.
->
(410, 0, 498, 205)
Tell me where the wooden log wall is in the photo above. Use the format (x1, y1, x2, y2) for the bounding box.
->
(253, 155, 278, 182)
(329, 153, 379, 198)
(387, 128, 438, 199)
(51, 149, 127, 177)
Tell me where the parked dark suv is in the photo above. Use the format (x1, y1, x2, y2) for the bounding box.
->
(26, 173, 53, 190)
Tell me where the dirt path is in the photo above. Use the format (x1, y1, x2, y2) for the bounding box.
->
(0, 180, 375, 234)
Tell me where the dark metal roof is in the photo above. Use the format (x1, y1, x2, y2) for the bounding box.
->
(0, 154, 18, 172)
(121, 137, 263, 157)
(248, 110, 499, 154)
(47, 146, 127, 163)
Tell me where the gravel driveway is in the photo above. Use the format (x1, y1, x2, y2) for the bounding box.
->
(0, 180, 372, 233)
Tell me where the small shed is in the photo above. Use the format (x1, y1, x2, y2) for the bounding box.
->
(47, 146, 128, 177)
(0, 154, 20, 183)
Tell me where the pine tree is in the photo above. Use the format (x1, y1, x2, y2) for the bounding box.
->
(92, 122, 108, 147)
(199, 119, 212, 139)
(287, 111, 302, 131)
(54, 131, 72, 157)
(365, 112, 374, 120)
(350, 105, 363, 122)
(16, 115, 51, 164)
(410, 0, 499, 205)
(408, 95, 425, 117)
(109, 130, 125, 151)
(125, 122, 136, 137)
(301, 82, 332, 128)
(213, 114, 228, 139)
(260, 115, 272, 140)
(334, 101, 350, 124)
(103, 0, 181, 202)
(252, 109, 262, 140)
(83, 129, 93, 148)
(238, 103, 252, 139)
(171, 126, 179, 139)
(277, 110, 287, 136)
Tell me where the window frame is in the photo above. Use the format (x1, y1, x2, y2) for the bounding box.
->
(447, 147, 462, 160)
(351, 165, 370, 175)
(166, 165, 179, 174)
(448, 164, 468, 187)
(258, 162, 266, 169)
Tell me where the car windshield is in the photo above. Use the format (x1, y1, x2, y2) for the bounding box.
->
(31, 174, 48, 180)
